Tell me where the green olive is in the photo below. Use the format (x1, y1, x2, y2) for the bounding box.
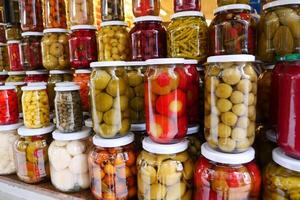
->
(99, 123, 119, 138)
(128, 72, 143, 87)
(93, 70, 111, 90)
(95, 93, 113, 112)
(120, 118, 130, 135)
(130, 97, 144, 111)
(134, 84, 144, 97)
(114, 96, 129, 111)
(103, 109, 121, 125)
(106, 78, 127, 97)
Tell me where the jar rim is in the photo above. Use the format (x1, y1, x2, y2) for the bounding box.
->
(130, 123, 146, 132)
(214, 4, 251, 15)
(0, 85, 16, 90)
(126, 61, 147, 67)
(134, 16, 162, 23)
(21, 32, 43, 37)
(146, 58, 185, 65)
(52, 127, 91, 141)
(273, 148, 300, 172)
(90, 61, 128, 68)
(5, 82, 26, 86)
(101, 21, 128, 27)
(84, 118, 93, 128)
(263, 0, 300, 10)
(171, 11, 204, 19)
(54, 84, 80, 91)
(27, 82, 47, 87)
(75, 69, 92, 74)
(184, 59, 198, 65)
(7, 40, 20, 44)
(266, 129, 277, 143)
(0, 71, 8, 75)
(49, 70, 72, 75)
(0, 121, 23, 131)
(71, 25, 97, 30)
(55, 82, 77, 87)
(25, 70, 48, 75)
(207, 55, 255, 63)
(93, 133, 134, 147)
(142, 137, 189, 154)
(18, 124, 55, 136)
(21, 85, 47, 91)
(187, 125, 200, 135)
(201, 143, 255, 164)
(8, 71, 26, 76)
(43, 28, 69, 34)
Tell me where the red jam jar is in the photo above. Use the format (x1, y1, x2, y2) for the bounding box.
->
(20, 32, 43, 70)
(174, 0, 201, 12)
(69, 25, 97, 69)
(7, 40, 24, 71)
(0, 85, 19, 125)
(19, 0, 43, 31)
(278, 54, 300, 159)
(25, 70, 49, 83)
(145, 58, 188, 144)
(132, 0, 160, 17)
(73, 69, 91, 112)
(195, 143, 261, 200)
(0, 71, 8, 83)
(130, 16, 167, 61)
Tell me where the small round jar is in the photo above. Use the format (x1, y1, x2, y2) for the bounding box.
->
(7, 40, 24, 71)
(90, 61, 131, 138)
(209, 4, 256, 55)
(218, 0, 249, 6)
(49, 127, 91, 192)
(168, 11, 208, 63)
(0, 43, 9, 71)
(97, 21, 130, 61)
(204, 55, 258, 153)
(25, 70, 49, 83)
(145, 58, 188, 144)
(88, 133, 137, 199)
(43, 0, 67, 28)
(5, 82, 26, 114)
(137, 138, 193, 200)
(5, 24, 22, 41)
(0, 85, 19, 125)
(0, 71, 8, 83)
(0, 122, 22, 175)
(69, 25, 97, 69)
(69, 0, 94, 25)
(54, 84, 83, 133)
(101, 0, 124, 21)
(73, 69, 91, 112)
(133, 0, 160, 17)
(21, 85, 50, 129)
(41, 29, 70, 70)
(130, 16, 167, 61)
(6, 71, 26, 82)
(174, 0, 200, 12)
(14, 124, 54, 183)
(195, 143, 261, 199)
(186, 125, 202, 161)
(19, 0, 43, 31)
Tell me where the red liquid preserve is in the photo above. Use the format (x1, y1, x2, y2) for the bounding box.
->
(7, 41, 24, 71)
(0, 85, 19, 125)
(24, 71, 48, 83)
(132, 0, 160, 17)
(19, 0, 44, 31)
(174, 0, 200, 12)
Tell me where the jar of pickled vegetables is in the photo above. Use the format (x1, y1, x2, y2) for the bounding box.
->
(14, 124, 54, 183)
(88, 133, 137, 199)
(25, 71, 48, 83)
(98, 21, 130, 61)
(204, 55, 258, 153)
(0, 85, 19, 125)
(69, 0, 94, 25)
(130, 16, 167, 61)
(7, 40, 24, 71)
(168, 11, 208, 63)
(49, 127, 91, 192)
(0, 24, 6, 43)
(5, 24, 22, 41)
(174, 0, 200, 12)
(132, 0, 160, 17)
(0, 122, 22, 175)
(0, 71, 8, 83)
(258, 1, 300, 63)
(90, 61, 131, 138)
(217, 0, 249, 6)
(43, 0, 67, 28)
(54, 84, 83, 133)
(42, 29, 70, 70)
(73, 70, 91, 112)
(145, 58, 187, 144)
(186, 125, 202, 161)
(101, 0, 124, 21)
(0, 43, 9, 71)
(22, 85, 50, 129)
(19, 0, 43, 31)
(209, 4, 256, 56)
(6, 71, 26, 82)
(137, 137, 193, 199)
(69, 25, 97, 69)
(195, 143, 261, 199)
(5, 82, 26, 114)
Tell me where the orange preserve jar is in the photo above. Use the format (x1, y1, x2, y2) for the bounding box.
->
(88, 133, 137, 199)
(73, 69, 91, 112)
(43, 0, 67, 28)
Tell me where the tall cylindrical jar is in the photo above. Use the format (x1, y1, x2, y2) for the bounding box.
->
(7, 40, 24, 71)
(19, 0, 44, 31)
(0, 43, 9, 71)
(101, 0, 124, 21)
(69, 0, 94, 25)
(0, 85, 19, 125)
(132, 0, 160, 17)
(73, 69, 91, 112)
(43, 0, 67, 28)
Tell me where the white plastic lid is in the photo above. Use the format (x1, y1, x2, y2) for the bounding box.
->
(52, 127, 91, 141)
(18, 124, 55, 136)
(43, 28, 69, 33)
(5, 82, 26, 86)
(90, 61, 128, 68)
(0, 71, 8, 75)
(55, 82, 77, 87)
(171, 11, 204, 19)
(84, 118, 93, 128)
(273, 148, 300, 172)
(266, 129, 277, 143)
(143, 137, 189, 154)
(21, 32, 43, 37)
(8, 71, 25, 75)
(21, 85, 46, 91)
(126, 61, 147, 67)
(55, 84, 80, 91)
(207, 55, 255, 63)
(146, 58, 185, 65)
(134, 16, 162, 23)
(214, 4, 252, 15)
(27, 82, 47, 86)
(0, 85, 16, 90)
(184, 59, 198, 65)
(0, 121, 23, 131)
(0, 42, 6, 46)
(187, 125, 200, 135)
(201, 143, 255, 164)
(49, 70, 71, 75)
(25, 70, 48, 75)
(71, 25, 97, 30)
(7, 40, 20, 44)
(131, 123, 146, 132)
(93, 133, 134, 147)
(263, 0, 300, 10)
(74, 69, 91, 74)
(101, 21, 128, 27)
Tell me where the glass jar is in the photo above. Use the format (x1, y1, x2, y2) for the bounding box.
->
(49, 127, 91, 192)
(218, 0, 249, 6)
(137, 138, 193, 200)
(0, 85, 19, 125)
(0, 122, 22, 175)
(101, 0, 124, 21)
(90, 61, 131, 138)
(5, 24, 22, 41)
(73, 69, 91, 112)
(126, 61, 146, 124)
(25, 71, 48, 83)
(0, 24, 6, 43)
(209, 4, 256, 56)
(14, 124, 54, 183)
(6, 71, 26, 82)
(130, 16, 167, 61)
(168, 11, 208, 63)
(145, 58, 188, 144)
(88, 133, 137, 199)
(264, 148, 300, 200)
(3, 0, 20, 25)
(54, 84, 83, 133)
(19, 0, 43, 31)
(186, 125, 202, 161)
(42, 29, 70, 70)
(69, 25, 97, 69)
(174, 0, 200, 12)
(43, 0, 67, 28)
(69, 0, 94, 25)
(195, 143, 261, 199)
(204, 55, 258, 153)
(0, 43, 9, 71)
(20, 32, 43, 70)
(132, 0, 160, 17)
(0, 71, 8, 83)
(97, 21, 130, 61)
(7, 40, 24, 71)
(258, 1, 300, 63)
(21, 85, 50, 128)
(5, 82, 26, 114)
